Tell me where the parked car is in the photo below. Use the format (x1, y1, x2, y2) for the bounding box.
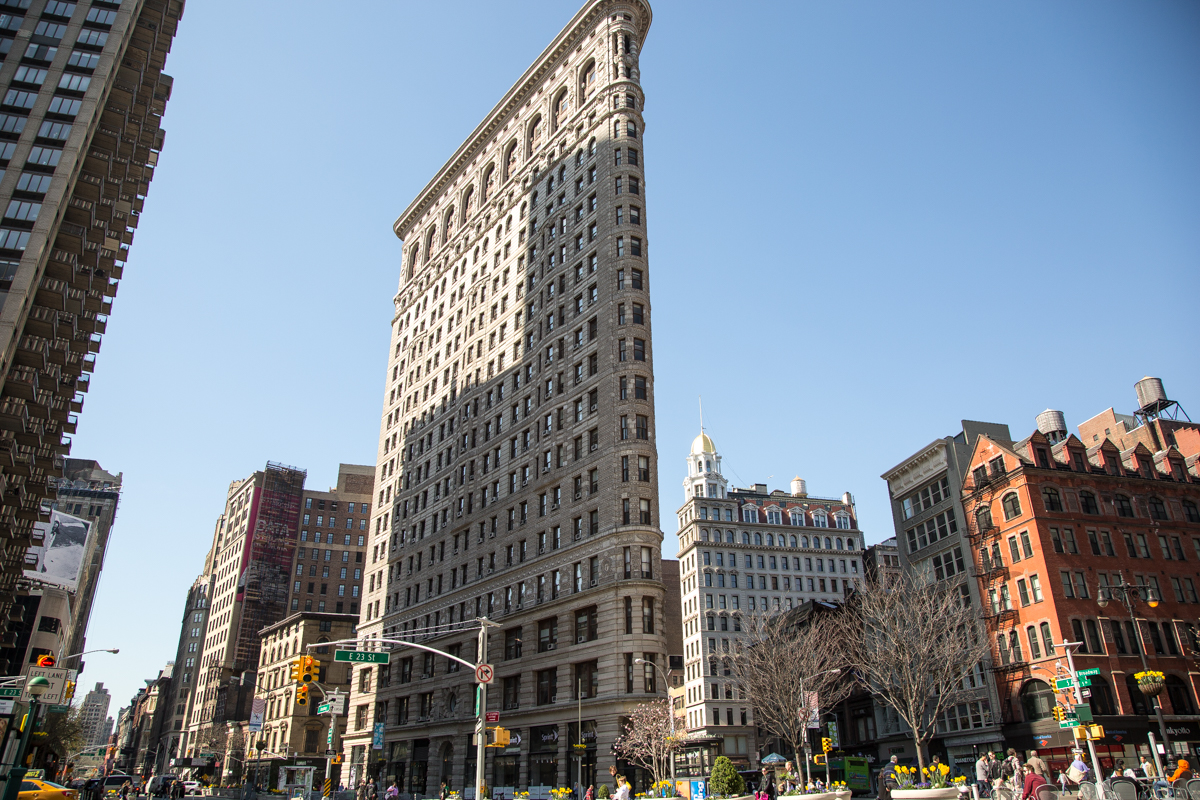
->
(182, 783, 201, 796)
(19, 779, 79, 800)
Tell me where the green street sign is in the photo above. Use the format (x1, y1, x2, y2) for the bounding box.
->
(1078, 677, 1092, 687)
(334, 650, 389, 664)
(1074, 704, 1094, 723)
(1055, 678, 1076, 690)
(1059, 721, 1077, 729)
(47, 704, 70, 714)
(0, 688, 21, 697)
(1076, 668, 1101, 677)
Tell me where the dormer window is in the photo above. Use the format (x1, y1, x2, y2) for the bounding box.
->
(742, 506, 759, 524)
(812, 510, 828, 528)
(790, 509, 805, 526)
(766, 510, 781, 525)
(835, 512, 851, 530)
(989, 457, 1006, 477)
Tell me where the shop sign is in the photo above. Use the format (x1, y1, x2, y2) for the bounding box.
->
(1165, 724, 1199, 738)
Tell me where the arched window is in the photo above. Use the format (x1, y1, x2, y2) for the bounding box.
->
(1114, 495, 1135, 518)
(482, 165, 495, 202)
(1041, 487, 1063, 512)
(753, 533, 762, 545)
(825, 537, 833, 550)
(1088, 675, 1117, 715)
(503, 139, 518, 180)
(1002, 493, 1022, 521)
(579, 59, 596, 98)
(789, 536, 797, 547)
(801, 536, 809, 548)
(1124, 673, 1149, 715)
(790, 510, 805, 527)
(976, 505, 993, 531)
(316, 637, 329, 654)
(766, 533, 775, 546)
(846, 538, 856, 551)
(552, 88, 570, 130)
(1020, 680, 1055, 721)
(1026, 626, 1042, 659)
(1079, 490, 1099, 515)
(1039, 622, 1056, 656)
(1148, 497, 1169, 521)
(1184, 500, 1200, 523)
(527, 115, 544, 156)
(424, 227, 436, 262)
(407, 244, 419, 279)
(742, 532, 750, 544)
(1166, 675, 1195, 715)
(443, 206, 456, 243)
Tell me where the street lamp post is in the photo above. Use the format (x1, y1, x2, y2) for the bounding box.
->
(58, 648, 119, 665)
(635, 658, 676, 791)
(1097, 578, 1169, 774)
(1, 676, 51, 800)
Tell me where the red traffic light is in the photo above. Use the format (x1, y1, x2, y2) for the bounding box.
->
(36, 655, 55, 667)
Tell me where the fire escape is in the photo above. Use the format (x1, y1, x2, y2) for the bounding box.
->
(965, 466, 1030, 723)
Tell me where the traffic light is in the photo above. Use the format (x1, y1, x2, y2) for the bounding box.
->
(36, 655, 55, 667)
(486, 727, 511, 747)
(290, 658, 303, 683)
(64, 681, 75, 700)
(332, 754, 343, 765)
(1051, 706, 1065, 722)
(1073, 726, 1086, 739)
(821, 738, 832, 753)
(1087, 725, 1104, 740)
(309, 661, 321, 684)
(296, 685, 309, 706)
(813, 755, 825, 766)
(300, 656, 317, 684)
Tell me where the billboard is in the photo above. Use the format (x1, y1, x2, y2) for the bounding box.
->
(26, 510, 92, 591)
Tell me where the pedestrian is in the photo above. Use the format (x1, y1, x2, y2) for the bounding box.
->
(439, 782, 448, 800)
(1153, 759, 1189, 797)
(120, 781, 131, 800)
(609, 766, 619, 793)
(1067, 753, 1089, 786)
(1019, 766, 1047, 800)
(1141, 757, 1157, 778)
(385, 783, 399, 800)
(760, 768, 776, 800)
(614, 776, 631, 800)
(1002, 749, 1024, 792)
(975, 752, 992, 798)
(1025, 751, 1049, 781)
(877, 756, 899, 800)
(585, 786, 594, 800)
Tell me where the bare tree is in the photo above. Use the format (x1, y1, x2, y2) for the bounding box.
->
(843, 574, 992, 775)
(613, 699, 681, 787)
(729, 611, 851, 780)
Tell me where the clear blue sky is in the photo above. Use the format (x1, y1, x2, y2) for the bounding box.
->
(71, 1, 1200, 711)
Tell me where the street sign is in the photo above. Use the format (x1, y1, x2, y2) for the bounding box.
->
(1074, 704, 1094, 722)
(0, 699, 14, 715)
(21, 667, 67, 704)
(0, 688, 21, 698)
(318, 696, 346, 716)
(1076, 668, 1101, 677)
(1055, 678, 1076, 690)
(1058, 721, 1077, 729)
(47, 704, 70, 714)
(334, 650, 390, 664)
(486, 712, 499, 723)
(1077, 677, 1091, 687)
(475, 663, 494, 684)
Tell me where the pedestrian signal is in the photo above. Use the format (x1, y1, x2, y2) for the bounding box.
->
(487, 727, 510, 747)
(813, 755, 825, 766)
(296, 685, 309, 706)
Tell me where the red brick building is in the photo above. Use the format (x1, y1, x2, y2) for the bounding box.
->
(960, 383, 1200, 769)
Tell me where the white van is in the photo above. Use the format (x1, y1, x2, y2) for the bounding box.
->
(146, 775, 178, 797)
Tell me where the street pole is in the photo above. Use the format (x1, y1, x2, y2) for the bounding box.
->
(2, 678, 48, 800)
(325, 699, 339, 800)
(1116, 582, 1169, 772)
(1062, 641, 1106, 800)
(798, 676, 810, 787)
(475, 621, 489, 800)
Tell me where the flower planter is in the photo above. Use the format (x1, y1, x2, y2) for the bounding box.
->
(892, 789, 964, 800)
(1138, 678, 1165, 697)
(834, 791, 852, 800)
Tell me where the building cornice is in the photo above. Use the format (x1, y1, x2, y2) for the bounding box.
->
(882, 440, 949, 498)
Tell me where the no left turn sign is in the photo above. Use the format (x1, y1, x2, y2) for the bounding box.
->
(475, 663, 494, 684)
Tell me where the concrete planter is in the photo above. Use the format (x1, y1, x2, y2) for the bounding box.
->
(892, 789, 964, 800)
